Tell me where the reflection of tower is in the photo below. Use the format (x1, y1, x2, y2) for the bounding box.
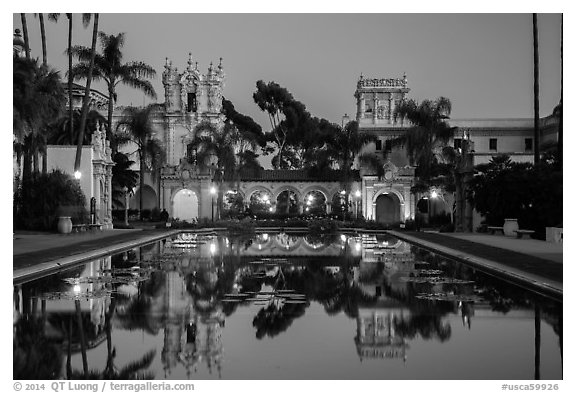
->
(161, 270, 189, 377)
(355, 309, 408, 362)
(159, 258, 225, 378)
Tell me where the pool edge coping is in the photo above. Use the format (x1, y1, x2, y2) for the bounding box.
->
(386, 230, 563, 301)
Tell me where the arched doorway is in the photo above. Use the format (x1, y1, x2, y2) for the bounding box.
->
(173, 189, 199, 221)
(249, 190, 273, 214)
(375, 193, 400, 224)
(276, 190, 299, 215)
(303, 190, 326, 215)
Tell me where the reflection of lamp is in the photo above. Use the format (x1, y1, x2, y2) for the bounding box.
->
(210, 243, 216, 255)
(354, 190, 361, 219)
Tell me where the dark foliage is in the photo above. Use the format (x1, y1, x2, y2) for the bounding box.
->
(14, 169, 88, 230)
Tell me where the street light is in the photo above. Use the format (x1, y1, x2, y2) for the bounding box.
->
(74, 171, 82, 180)
(210, 186, 216, 222)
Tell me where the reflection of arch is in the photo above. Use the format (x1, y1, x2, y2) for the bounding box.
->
(172, 188, 199, 221)
(302, 235, 328, 251)
(274, 233, 302, 251)
(375, 193, 401, 224)
(130, 184, 158, 210)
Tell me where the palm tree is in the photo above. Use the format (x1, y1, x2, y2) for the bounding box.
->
(533, 13, 540, 164)
(19, 14, 30, 59)
(115, 105, 165, 220)
(392, 97, 456, 192)
(33, 13, 62, 174)
(321, 120, 379, 215)
(47, 109, 106, 145)
(13, 56, 66, 182)
(34, 13, 60, 66)
(74, 13, 99, 177)
(189, 121, 237, 219)
(70, 32, 157, 150)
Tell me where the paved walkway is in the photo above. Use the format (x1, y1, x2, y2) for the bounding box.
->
(388, 230, 563, 300)
(13, 228, 178, 283)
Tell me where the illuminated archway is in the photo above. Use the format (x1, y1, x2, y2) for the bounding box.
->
(173, 189, 199, 221)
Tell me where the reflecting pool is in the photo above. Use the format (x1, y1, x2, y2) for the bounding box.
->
(13, 232, 562, 380)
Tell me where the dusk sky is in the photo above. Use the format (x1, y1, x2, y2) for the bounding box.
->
(11, 12, 562, 130)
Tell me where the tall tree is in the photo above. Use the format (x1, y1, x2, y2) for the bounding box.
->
(74, 13, 99, 177)
(34, 13, 61, 174)
(320, 120, 379, 214)
(20, 14, 30, 59)
(70, 31, 157, 150)
(392, 97, 456, 192)
(13, 57, 66, 182)
(558, 14, 562, 169)
(189, 121, 238, 219)
(115, 105, 164, 220)
(533, 13, 540, 164)
(253, 80, 312, 169)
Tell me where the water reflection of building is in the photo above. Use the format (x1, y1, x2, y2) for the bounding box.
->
(158, 239, 225, 378)
(356, 308, 408, 362)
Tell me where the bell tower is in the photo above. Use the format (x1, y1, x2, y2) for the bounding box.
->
(354, 74, 410, 128)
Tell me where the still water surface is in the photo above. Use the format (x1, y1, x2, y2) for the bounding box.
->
(13, 232, 562, 380)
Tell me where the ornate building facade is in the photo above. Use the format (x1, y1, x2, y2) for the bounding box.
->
(157, 54, 226, 220)
(354, 75, 416, 224)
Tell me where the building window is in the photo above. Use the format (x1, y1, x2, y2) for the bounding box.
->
(385, 140, 392, 152)
(489, 138, 498, 151)
(187, 92, 197, 112)
(375, 140, 382, 151)
(454, 138, 462, 149)
(525, 138, 533, 151)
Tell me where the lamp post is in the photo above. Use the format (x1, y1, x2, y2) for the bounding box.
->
(123, 186, 129, 226)
(210, 186, 216, 222)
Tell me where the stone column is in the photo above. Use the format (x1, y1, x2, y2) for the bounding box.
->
(106, 166, 113, 228)
(93, 167, 101, 224)
(359, 94, 365, 118)
(298, 202, 304, 215)
(326, 202, 332, 214)
(373, 96, 378, 124)
(389, 94, 395, 125)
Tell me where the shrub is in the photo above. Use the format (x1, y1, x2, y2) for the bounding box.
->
(14, 170, 88, 231)
(439, 223, 455, 233)
(308, 218, 340, 234)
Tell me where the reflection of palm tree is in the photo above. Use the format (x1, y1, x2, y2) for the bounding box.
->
(13, 317, 63, 379)
(252, 302, 307, 339)
(68, 350, 156, 380)
(394, 314, 452, 342)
